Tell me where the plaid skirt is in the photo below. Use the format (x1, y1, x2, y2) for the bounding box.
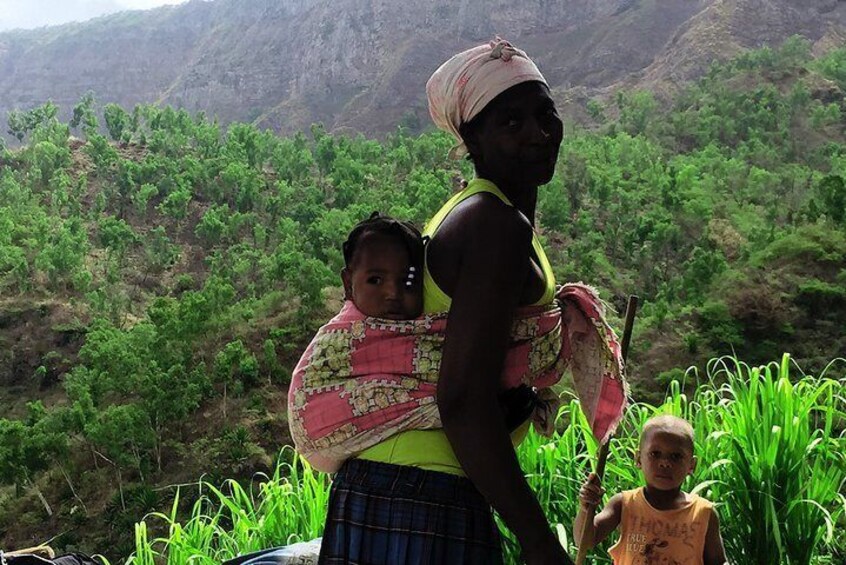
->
(318, 459, 504, 565)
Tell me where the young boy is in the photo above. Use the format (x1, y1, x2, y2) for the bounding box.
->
(574, 414, 728, 565)
(340, 212, 424, 320)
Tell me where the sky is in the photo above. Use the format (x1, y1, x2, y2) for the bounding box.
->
(0, 0, 188, 31)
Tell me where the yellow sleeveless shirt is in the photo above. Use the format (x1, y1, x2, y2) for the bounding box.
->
(356, 178, 556, 475)
(608, 488, 714, 565)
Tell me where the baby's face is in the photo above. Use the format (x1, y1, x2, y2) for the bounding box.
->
(342, 234, 423, 320)
(637, 430, 696, 492)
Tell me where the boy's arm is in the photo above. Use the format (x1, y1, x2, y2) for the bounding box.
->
(703, 508, 728, 565)
(573, 492, 622, 549)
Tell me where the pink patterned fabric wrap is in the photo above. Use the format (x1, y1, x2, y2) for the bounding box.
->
(288, 283, 627, 471)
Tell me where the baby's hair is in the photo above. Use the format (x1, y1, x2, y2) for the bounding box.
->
(640, 414, 695, 453)
(342, 212, 424, 270)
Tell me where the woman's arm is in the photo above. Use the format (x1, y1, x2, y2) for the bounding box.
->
(436, 197, 571, 564)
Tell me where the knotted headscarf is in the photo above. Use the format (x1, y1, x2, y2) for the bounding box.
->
(426, 37, 548, 159)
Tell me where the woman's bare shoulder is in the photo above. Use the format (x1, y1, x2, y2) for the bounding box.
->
(437, 192, 532, 245)
(427, 193, 533, 297)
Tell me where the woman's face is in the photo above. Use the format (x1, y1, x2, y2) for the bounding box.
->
(463, 81, 563, 188)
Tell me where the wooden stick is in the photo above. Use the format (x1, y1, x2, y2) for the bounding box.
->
(574, 295, 638, 565)
(620, 296, 638, 361)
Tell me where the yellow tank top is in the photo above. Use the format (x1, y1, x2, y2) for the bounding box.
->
(608, 488, 713, 565)
(356, 178, 556, 475)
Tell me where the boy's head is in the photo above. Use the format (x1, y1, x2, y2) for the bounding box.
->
(636, 415, 697, 492)
(341, 212, 424, 320)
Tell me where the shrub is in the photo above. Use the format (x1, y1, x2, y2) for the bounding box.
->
(795, 279, 846, 317)
(697, 300, 744, 350)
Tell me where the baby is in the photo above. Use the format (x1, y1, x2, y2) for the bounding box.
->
(574, 414, 728, 564)
(341, 211, 534, 429)
(340, 212, 424, 320)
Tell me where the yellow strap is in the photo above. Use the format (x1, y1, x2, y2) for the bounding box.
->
(422, 178, 555, 313)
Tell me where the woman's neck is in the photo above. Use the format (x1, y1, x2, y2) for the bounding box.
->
(480, 177, 538, 225)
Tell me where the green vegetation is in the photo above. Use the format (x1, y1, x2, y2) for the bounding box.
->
(126, 448, 329, 565)
(127, 354, 846, 564)
(1, 38, 845, 560)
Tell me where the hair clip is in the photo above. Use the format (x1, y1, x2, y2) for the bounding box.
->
(405, 266, 417, 287)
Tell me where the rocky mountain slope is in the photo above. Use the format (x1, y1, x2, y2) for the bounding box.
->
(1, 0, 845, 138)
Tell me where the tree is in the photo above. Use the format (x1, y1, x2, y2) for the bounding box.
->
(158, 185, 192, 222)
(70, 91, 99, 137)
(7, 109, 28, 142)
(815, 47, 846, 89)
(225, 122, 273, 169)
(144, 226, 180, 275)
(617, 90, 657, 136)
(810, 102, 841, 130)
(84, 132, 120, 170)
(0, 406, 67, 516)
(84, 404, 154, 508)
(195, 205, 229, 246)
(136, 362, 205, 471)
(213, 340, 259, 420)
(134, 183, 159, 218)
(312, 123, 336, 175)
(35, 217, 90, 291)
(817, 175, 846, 224)
(99, 216, 138, 267)
(7, 102, 61, 143)
(103, 103, 131, 142)
(586, 99, 605, 123)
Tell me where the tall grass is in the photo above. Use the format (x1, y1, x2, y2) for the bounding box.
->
(130, 355, 845, 564)
(127, 447, 330, 564)
(510, 354, 846, 564)
(697, 355, 846, 564)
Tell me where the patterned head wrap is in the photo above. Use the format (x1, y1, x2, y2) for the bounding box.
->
(426, 37, 548, 159)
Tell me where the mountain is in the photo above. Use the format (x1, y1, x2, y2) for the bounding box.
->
(1, 0, 845, 138)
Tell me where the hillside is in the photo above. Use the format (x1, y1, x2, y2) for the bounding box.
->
(1, 0, 846, 138)
(1, 38, 845, 560)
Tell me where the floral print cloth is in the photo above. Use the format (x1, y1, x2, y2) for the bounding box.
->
(288, 283, 627, 472)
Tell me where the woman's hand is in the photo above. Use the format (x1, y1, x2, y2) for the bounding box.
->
(522, 534, 574, 565)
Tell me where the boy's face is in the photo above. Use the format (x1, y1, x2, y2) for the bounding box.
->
(636, 429, 697, 492)
(341, 234, 423, 320)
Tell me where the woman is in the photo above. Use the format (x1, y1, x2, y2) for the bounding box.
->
(318, 39, 573, 565)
